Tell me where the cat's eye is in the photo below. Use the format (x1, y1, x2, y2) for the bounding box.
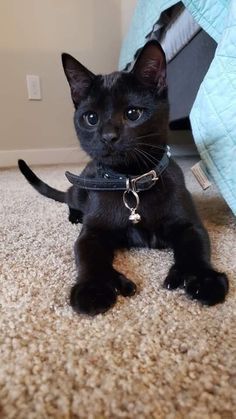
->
(125, 107, 143, 122)
(83, 111, 99, 126)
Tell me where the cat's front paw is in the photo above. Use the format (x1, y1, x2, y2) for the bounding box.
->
(163, 266, 184, 290)
(185, 270, 229, 305)
(112, 273, 137, 297)
(70, 281, 118, 315)
(164, 266, 229, 305)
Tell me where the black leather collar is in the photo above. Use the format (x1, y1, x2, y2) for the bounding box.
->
(65, 146, 170, 192)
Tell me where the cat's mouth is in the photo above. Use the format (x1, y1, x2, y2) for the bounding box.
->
(100, 145, 125, 158)
(97, 146, 129, 164)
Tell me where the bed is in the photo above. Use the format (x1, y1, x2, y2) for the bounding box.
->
(119, 0, 236, 215)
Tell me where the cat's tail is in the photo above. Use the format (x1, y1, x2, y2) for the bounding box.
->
(18, 159, 66, 203)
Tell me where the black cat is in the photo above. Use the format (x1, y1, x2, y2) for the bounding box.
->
(19, 41, 228, 315)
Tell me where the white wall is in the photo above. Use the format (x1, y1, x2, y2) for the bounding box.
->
(121, 0, 137, 40)
(0, 1, 196, 166)
(0, 0, 124, 166)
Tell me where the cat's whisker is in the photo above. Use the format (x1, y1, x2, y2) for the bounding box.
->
(132, 149, 143, 170)
(135, 148, 158, 168)
(141, 153, 159, 168)
(135, 132, 161, 140)
(139, 148, 167, 188)
(133, 148, 146, 167)
(137, 147, 161, 164)
(134, 148, 150, 169)
(136, 143, 166, 153)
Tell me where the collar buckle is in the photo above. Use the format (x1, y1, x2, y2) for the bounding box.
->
(131, 170, 159, 192)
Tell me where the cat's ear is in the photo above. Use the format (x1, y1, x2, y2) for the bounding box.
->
(132, 41, 166, 93)
(62, 53, 95, 107)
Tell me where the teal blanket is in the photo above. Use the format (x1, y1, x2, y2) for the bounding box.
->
(119, 0, 236, 215)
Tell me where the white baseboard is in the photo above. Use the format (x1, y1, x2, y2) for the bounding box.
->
(0, 147, 89, 168)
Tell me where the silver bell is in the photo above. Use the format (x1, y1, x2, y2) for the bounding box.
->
(129, 211, 141, 224)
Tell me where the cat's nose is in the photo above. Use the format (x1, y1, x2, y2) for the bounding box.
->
(101, 133, 118, 144)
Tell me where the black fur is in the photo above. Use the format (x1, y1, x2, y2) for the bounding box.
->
(19, 41, 229, 315)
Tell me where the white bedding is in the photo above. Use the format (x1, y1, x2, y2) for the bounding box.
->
(160, 6, 200, 62)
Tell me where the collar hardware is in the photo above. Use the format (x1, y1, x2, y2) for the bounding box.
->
(123, 170, 159, 224)
(131, 169, 159, 192)
(123, 178, 141, 224)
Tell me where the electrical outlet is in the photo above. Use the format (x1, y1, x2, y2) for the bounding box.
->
(26, 75, 41, 100)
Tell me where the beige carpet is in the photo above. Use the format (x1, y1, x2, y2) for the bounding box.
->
(0, 158, 235, 419)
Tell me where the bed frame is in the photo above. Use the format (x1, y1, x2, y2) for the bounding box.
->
(167, 29, 217, 130)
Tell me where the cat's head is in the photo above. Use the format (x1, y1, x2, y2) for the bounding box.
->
(62, 41, 168, 170)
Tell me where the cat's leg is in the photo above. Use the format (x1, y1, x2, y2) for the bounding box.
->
(164, 223, 229, 305)
(70, 226, 136, 315)
(68, 207, 83, 224)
